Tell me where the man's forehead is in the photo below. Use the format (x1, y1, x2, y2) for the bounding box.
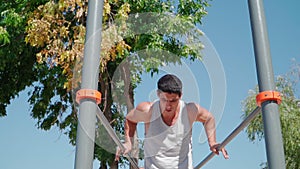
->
(158, 92, 180, 98)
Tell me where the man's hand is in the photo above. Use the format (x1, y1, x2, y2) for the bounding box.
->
(210, 143, 229, 159)
(115, 141, 132, 161)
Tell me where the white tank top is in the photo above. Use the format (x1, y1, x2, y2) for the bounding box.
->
(144, 100, 193, 169)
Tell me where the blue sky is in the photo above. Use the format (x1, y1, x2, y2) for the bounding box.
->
(0, 0, 299, 169)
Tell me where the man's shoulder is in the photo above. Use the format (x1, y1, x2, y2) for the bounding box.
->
(184, 102, 199, 108)
(137, 101, 154, 107)
(136, 101, 154, 112)
(183, 102, 200, 114)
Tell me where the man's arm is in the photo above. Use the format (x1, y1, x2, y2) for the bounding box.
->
(194, 104, 217, 148)
(115, 102, 152, 160)
(124, 101, 151, 143)
(192, 103, 229, 159)
(124, 119, 137, 142)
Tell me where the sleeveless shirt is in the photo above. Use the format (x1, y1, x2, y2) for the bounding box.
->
(144, 100, 193, 169)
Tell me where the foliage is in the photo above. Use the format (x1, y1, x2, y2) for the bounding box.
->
(242, 60, 300, 169)
(0, 0, 50, 116)
(1, 0, 211, 168)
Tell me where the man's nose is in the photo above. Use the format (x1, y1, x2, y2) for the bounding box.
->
(165, 101, 172, 107)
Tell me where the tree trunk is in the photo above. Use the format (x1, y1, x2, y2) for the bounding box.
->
(121, 62, 140, 169)
(100, 162, 107, 169)
(97, 60, 139, 169)
(99, 71, 119, 169)
(109, 160, 119, 169)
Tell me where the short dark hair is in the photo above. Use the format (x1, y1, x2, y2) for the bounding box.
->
(157, 74, 182, 96)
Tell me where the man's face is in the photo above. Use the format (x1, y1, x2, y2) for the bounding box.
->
(157, 91, 181, 113)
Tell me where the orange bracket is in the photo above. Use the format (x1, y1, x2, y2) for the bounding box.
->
(76, 89, 102, 104)
(256, 91, 282, 107)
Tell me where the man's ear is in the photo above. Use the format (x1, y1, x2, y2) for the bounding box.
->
(156, 90, 161, 97)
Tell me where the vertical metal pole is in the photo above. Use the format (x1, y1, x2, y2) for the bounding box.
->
(248, 0, 286, 168)
(74, 0, 104, 169)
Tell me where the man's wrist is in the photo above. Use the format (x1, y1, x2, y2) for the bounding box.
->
(208, 141, 217, 147)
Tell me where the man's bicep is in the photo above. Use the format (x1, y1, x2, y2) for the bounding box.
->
(187, 103, 205, 123)
(195, 104, 211, 123)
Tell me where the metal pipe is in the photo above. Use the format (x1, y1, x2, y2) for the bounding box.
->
(248, 0, 286, 168)
(74, 0, 104, 169)
(95, 107, 140, 169)
(194, 106, 261, 169)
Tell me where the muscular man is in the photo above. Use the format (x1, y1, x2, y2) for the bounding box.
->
(116, 74, 229, 169)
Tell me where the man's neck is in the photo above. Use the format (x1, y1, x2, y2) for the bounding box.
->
(161, 103, 181, 126)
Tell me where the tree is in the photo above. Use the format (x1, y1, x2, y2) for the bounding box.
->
(242, 59, 300, 169)
(1, 0, 211, 168)
(0, 0, 50, 116)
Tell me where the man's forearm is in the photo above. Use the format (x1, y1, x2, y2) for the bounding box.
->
(204, 114, 217, 146)
(125, 118, 137, 142)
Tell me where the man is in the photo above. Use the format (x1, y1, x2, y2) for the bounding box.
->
(116, 74, 229, 169)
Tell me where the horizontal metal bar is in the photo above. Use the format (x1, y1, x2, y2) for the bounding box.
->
(194, 106, 261, 169)
(95, 107, 140, 169)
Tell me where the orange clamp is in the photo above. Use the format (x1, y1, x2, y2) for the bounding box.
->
(256, 91, 282, 107)
(76, 89, 102, 104)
